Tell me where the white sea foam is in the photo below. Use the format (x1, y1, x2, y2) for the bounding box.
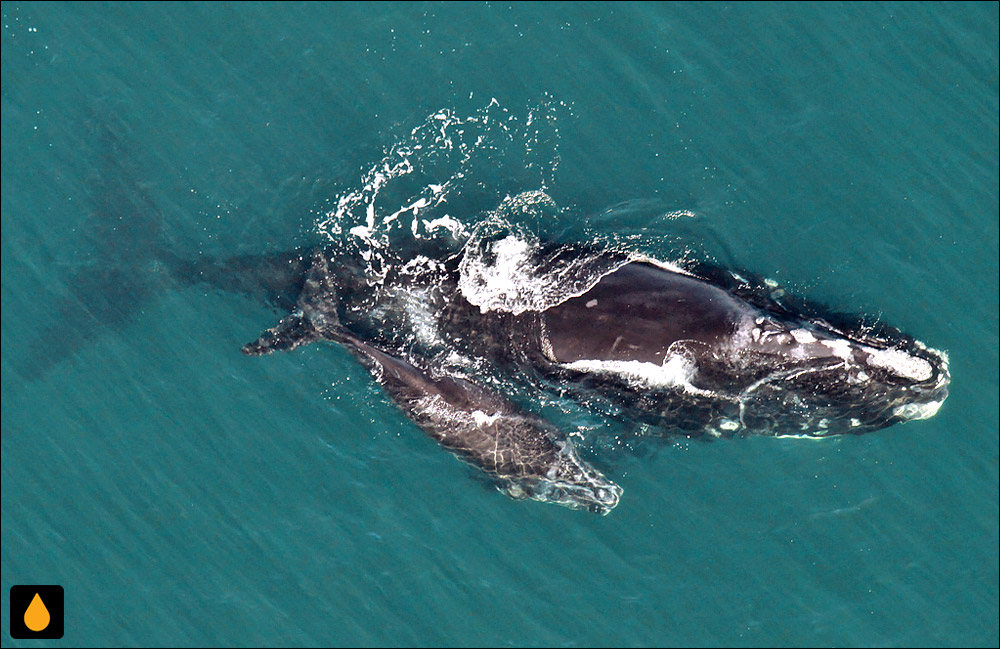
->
(457, 234, 539, 314)
(457, 215, 629, 315)
(315, 101, 566, 285)
(422, 215, 466, 238)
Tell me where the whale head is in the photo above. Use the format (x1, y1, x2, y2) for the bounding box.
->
(736, 315, 951, 437)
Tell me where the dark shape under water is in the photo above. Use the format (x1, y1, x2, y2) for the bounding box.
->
(14, 120, 176, 380)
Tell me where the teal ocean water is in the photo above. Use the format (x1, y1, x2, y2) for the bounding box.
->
(2, 2, 997, 646)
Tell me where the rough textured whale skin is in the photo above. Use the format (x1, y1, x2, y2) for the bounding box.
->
(409, 249, 949, 440)
(336, 333, 622, 514)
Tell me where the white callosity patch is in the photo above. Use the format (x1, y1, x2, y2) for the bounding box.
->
(865, 347, 935, 382)
(790, 328, 817, 344)
(471, 410, 502, 426)
(822, 338, 856, 362)
(894, 399, 945, 421)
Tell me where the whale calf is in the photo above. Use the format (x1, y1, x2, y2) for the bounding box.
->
(242, 250, 622, 513)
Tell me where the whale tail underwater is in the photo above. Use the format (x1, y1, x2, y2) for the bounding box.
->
(13, 118, 182, 380)
(19, 122, 949, 514)
(12, 118, 308, 381)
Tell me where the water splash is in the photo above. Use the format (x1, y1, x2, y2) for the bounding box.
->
(315, 98, 567, 285)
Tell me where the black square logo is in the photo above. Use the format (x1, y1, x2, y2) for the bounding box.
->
(9, 585, 64, 639)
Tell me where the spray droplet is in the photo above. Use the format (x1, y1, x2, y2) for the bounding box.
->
(24, 592, 50, 632)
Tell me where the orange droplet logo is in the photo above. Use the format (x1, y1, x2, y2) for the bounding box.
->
(24, 592, 51, 632)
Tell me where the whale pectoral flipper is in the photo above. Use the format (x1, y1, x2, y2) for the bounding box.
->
(242, 249, 342, 356)
(335, 332, 622, 514)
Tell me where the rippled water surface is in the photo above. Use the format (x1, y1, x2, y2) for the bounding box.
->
(2, 3, 997, 646)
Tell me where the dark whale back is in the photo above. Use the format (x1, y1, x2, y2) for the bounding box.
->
(543, 262, 751, 364)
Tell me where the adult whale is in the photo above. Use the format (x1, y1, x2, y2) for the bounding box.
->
(204, 237, 950, 514)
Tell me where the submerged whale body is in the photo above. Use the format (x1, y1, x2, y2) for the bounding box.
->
(218, 237, 950, 515)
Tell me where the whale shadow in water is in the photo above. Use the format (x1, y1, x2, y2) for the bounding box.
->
(12, 117, 310, 381)
(12, 118, 179, 381)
